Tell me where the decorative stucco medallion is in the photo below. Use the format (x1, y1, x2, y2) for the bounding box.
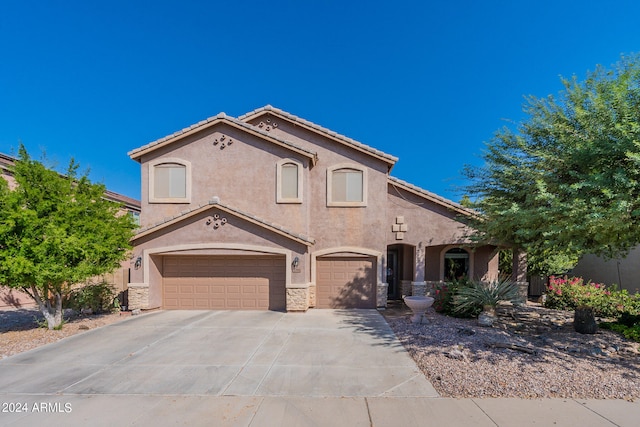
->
(213, 134, 234, 149)
(257, 118, 278, 132)
(205, 213, 227, 230)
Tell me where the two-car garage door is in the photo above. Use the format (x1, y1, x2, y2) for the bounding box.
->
(162, 255, 286, 310)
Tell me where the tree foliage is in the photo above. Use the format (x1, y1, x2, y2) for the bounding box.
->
(463, 54, 640, 275)
(0, 146, 136, 329)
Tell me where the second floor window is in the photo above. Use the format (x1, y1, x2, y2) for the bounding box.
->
(277, 159, 303, 203)
(149, 159, 191, 203)
(327, 165, 367, 207)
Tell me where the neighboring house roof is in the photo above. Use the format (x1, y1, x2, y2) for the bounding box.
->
(0, 153, 15, 169)
(387, 176, 477, 217)
(104, 190, 142, 213)
(239, 105, 399, 168)
(128, 113, 319, 165)
(132, 197, 316, 246)
(0, 152, 141, 212)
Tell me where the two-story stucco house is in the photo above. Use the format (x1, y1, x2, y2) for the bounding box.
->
(127, 106, 522, 312)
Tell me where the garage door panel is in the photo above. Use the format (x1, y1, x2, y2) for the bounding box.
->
(162, 256, 286, 310)
(210, 285, 225, 294)
(316, 257, 376, 309)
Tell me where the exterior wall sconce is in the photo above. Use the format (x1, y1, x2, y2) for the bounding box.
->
(134, 257, 142, 270)
(291, 256, 299, 270)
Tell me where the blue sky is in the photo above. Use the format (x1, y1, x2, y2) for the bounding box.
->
(2, 0, 639, 203)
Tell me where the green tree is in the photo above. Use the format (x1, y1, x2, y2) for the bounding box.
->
(463, 54, 640, 275)
(0, 146, 136, 329)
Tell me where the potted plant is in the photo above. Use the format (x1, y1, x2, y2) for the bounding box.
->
(452, 278, 521, 326)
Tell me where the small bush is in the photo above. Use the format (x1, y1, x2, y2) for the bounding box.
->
(433, 279, 480, 318)
(600, 322, 640, 342)
(544, 276, 640, 318)
(67, 281, 117, 314)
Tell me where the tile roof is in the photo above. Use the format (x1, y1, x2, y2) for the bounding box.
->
(387, 176, 477, 217)
(128, 113, 318, 164)
(238, 105, 399, 166)
(133, 197, 315, 246)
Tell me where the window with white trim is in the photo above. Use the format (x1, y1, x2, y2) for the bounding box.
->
(277, 159, 303, 203)
(149, 159, 191, 203)
(327, 165, 367, 207)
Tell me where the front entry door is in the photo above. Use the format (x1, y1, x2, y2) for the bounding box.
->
(386, 250, 399, 299)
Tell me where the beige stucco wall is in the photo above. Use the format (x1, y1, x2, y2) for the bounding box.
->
(138, 123, 311, 232)
(386, 184, 472, 247)
(571, 249, 640, 293)
(247, 114, 391, 256)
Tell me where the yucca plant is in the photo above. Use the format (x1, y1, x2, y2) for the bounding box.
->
(452, 278, 521, 315)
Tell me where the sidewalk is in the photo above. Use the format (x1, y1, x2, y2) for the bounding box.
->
(1, 395, 638, 426)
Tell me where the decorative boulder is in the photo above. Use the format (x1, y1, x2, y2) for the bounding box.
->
(574, 306, 597, 334)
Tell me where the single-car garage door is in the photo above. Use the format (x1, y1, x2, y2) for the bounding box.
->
(316, 256, 376, 308)
(163, 255, 286, 310)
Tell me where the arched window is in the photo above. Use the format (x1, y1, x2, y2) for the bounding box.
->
(149, 159, 191, 203)
(327, 164, 367, 207)
(277, 159, 303, 203)
(444, 248, 469, 281)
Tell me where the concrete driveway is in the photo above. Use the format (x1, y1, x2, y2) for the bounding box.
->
(0, 309, 438, 425)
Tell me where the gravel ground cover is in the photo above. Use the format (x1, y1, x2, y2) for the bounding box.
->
(383, 302, 640, 399)
(0, 309, 127, 359)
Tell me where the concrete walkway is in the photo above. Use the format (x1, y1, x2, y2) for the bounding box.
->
(0, 310, 638, 426)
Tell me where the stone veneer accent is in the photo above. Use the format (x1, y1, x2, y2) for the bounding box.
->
(127, 284, 149, 310)
(308, 284, 316, 308)
(411, 281, 427, 296)
(286, 285, 309, 312)
(377, 282, 388, 308)
(401, 280, 412, 297)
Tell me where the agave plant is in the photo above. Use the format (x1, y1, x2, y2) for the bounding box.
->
(452, 278, 520, 315)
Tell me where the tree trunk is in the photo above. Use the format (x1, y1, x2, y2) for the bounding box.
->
(574, 306, 597, 334)
(30, 285, 64, 330)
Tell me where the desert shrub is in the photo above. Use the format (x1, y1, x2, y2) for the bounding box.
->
(452, 278, 521, 316)
(67, 281, 117, 314)
(544, 276, 640, 318)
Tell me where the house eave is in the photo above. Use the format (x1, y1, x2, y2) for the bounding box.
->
(128, 114, 318, 166)
(388, 176, 478, 218)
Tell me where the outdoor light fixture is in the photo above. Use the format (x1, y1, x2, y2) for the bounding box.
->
(292, 256, 299, 269)
(134, 257, 142, 270)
